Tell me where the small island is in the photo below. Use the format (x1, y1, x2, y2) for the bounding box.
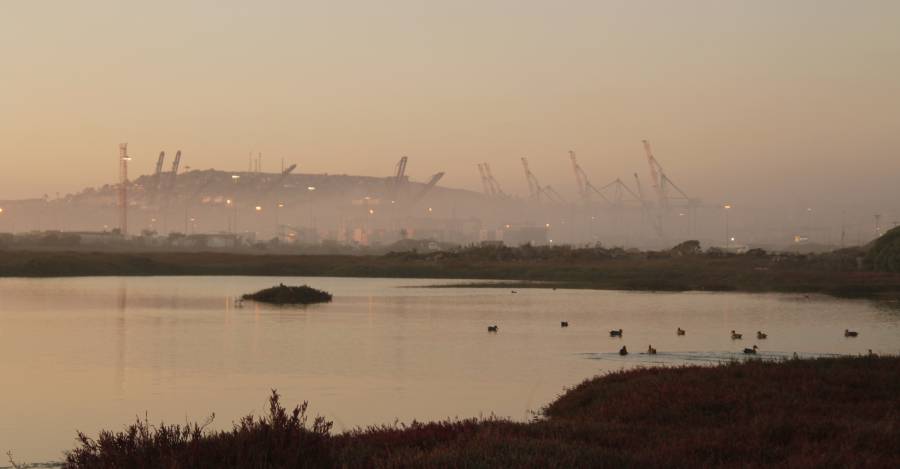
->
(242, 283, 333, 305)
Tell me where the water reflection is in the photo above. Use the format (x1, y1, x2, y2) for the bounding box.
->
(0, 277, 898, 464)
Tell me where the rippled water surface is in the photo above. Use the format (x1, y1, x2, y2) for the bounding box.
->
(1, 276, 898, 463)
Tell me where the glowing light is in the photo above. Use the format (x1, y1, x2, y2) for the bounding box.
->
(368, 209, 375, 215)
(255, 206, 263, 212)
(723, 204, 732, 209)
(545, 223, 551, 228)
(231, 175, 240, 180)
(277, 203, 285, 208)
(307, 186, 316, 191)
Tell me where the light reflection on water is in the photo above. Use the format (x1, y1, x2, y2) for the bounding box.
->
(0, 276, 898, 463)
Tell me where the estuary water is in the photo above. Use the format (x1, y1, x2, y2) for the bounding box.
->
(1, 276, 898, 463)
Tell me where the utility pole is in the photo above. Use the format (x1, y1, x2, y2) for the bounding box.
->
(118, 143, 131, 235)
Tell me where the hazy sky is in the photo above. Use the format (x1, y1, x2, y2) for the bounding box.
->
(2, 0, 898, 216)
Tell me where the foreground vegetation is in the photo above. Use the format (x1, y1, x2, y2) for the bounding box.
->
(62, 356, 900, 468)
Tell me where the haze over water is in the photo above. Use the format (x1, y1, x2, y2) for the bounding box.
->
(1, 276, 897, 463)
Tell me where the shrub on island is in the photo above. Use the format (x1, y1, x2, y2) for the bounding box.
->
(242, 284, 333, 305)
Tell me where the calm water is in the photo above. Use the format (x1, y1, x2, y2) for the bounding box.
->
(1, 276, 898, 463)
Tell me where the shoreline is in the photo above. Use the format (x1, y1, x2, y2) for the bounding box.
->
(2, 249, 900, 301)
(0, 250, 900, 300)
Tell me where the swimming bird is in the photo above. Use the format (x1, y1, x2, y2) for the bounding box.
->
(619, 345, 628, 356)
(560, 321, 569, 328)
(731, 330, 743, 340)
(511, 290, 518, 294)
(647, 345, 657, 355)
(868, 349, 878, 357)
(487, 325, 499, 333)
(743, 345, 758, 354)
(844, 329, 858, 337)
(610, 329, 623, 337)
(677, 327, 686, 336)
(757, 331, 768, 339)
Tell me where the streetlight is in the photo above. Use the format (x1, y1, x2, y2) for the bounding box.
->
(723, 204, 733, 248)
(275, 203, 285, 241)
(806, 207, 813, 242)
(226, 199, 237, 234)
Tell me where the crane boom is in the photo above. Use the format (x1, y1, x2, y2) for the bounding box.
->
(171, 150, 182, 175)
(477, 164, 492, 196)
(394, 157, 408, 183)
(569, 150, 587, 201)
(483, 163, 505, 197)
(521, 157, 542, 200)
(259, 164, 297, 196)
(409, 172, 445, 205)
(543, 185, 567, 205)
(633, 172, 647, 206)
(642, 140, 663, 202)
(154, 152, 166, 181)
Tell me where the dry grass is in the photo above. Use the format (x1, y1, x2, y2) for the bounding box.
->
(63, 356, 900, 468)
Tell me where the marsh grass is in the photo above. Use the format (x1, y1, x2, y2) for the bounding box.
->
(63, 357, 900, 468)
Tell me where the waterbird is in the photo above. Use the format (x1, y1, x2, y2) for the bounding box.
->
(610, 329, 623, 337)
(868, 349, 878, 357)
(844, 329, 859, 337)
(743, 345, 758, 355)
(511, 290, 518, 294)
(731, 330, 743, 340)
(619, 345, 628, 356)
(560, 321, 569, 328)
(757, 331, 768, 339)
(487, 325, 499, 333)
(677, 327, 686, 336)
(647, 345, 657, 355)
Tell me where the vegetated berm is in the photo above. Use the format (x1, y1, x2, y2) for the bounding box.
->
(242, 284, 333, 305)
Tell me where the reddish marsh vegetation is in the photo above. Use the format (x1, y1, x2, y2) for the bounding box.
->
(63, 356, 900, 468)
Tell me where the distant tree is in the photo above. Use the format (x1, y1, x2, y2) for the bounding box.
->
(745, 248, 768, 257)
(670, 240, 702, 256)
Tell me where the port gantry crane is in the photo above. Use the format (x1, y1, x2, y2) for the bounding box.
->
(476, 162, 507, 198)
(148, 151, 166, 205)
(153, 151, 166, 189)
(640, 140, 699, 237)
(477, 163, 492, 196)
(567, 150, 611, 206)
(521, 157, 541, 201)
(409, 172, 445, 206)
(389, 156, 409, 201)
